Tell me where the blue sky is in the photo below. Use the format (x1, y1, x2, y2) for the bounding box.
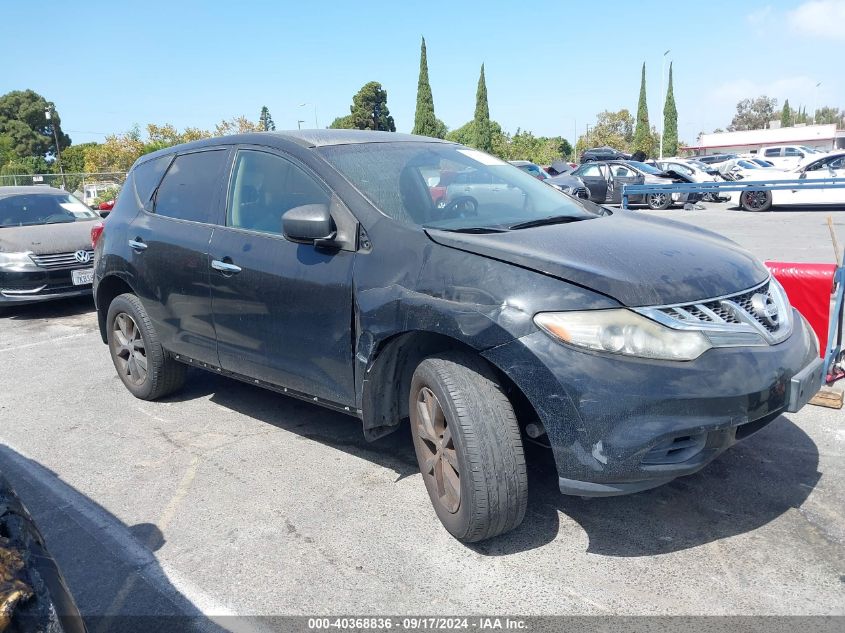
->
(2, 0, 842, 146)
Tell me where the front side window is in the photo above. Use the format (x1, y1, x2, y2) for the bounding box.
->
(610, 165, 634, 178)
(320, 142, 597, 230)
(764, 148, 781, 157)
(575, 164, 603, 178)
(227, 150, 329, 235)
(0, 193, 99, 228)
(154, 149, 227, 223)
(784, 147, 802, 157)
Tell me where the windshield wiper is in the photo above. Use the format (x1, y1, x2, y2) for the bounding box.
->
(508, 215, 586, 230)
(428, 226, 508, 234)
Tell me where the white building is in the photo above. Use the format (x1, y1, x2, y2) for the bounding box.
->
(690, 124, 845, 156)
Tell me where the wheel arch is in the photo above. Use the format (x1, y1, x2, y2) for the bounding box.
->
(95, 274, 136, 343)
(359, 330, 539, 442)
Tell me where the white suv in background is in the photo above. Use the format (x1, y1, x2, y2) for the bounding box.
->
(759, 145, 826, 169)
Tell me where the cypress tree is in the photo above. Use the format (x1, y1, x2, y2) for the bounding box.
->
(412, 37, 442, 138)
(259, 106, 275, 131)
(632, 63, 651, 155)
(473, 64, 493, 152)
(780, 99, 791, 127)
(662, 62, 677, 157)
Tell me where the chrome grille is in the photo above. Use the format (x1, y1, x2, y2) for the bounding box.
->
(636, 278, 792, 346)
(29, 250, 94, 269)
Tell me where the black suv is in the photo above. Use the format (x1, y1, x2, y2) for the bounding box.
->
(93, 130, 822, 542)
(580, 146, 631, 163)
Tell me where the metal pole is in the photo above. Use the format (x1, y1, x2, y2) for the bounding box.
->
(814, 82, 821, 124)
(46, 107, 67, 190)
(313, 104, 319, 128)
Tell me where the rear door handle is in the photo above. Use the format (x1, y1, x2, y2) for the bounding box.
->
(128, 239, 147, 251)
(211, 259, 242, 274)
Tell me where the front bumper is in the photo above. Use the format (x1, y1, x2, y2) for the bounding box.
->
(483, 309, 820, 496)
(0, 269, 92, 305)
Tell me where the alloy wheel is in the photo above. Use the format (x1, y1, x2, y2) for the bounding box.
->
(111, 312, 148, 386)
(743, 191, 768, 210)
(413, 386, 461, 513)
(649, 193, 667, 208)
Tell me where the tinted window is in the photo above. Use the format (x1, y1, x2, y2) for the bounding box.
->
(0, 193, 99, 228)
(133, 155, 172, 209)
(154, 150, 227, 223)
(784, 147, 802, 157)
(610, 165, 634, 177)
(764, 148, 781, 157)
(227, 150, 329, 235)
(831, 156, 845, 169)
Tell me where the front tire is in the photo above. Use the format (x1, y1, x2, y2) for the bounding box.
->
(409, 353, 527, 543)
(106, 293, 186, 400)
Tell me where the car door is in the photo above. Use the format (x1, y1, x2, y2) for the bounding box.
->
(573, 163, 608, 202)
(607, 164, 642, 204)
(208, 147, 357, 406)
(783, 147, 805, 170)
(127, 147, 231, 366)
(795, 155, 845, 204)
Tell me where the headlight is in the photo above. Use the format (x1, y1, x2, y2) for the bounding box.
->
(534, 309, 712, 361)
(0, 251, 39, 272)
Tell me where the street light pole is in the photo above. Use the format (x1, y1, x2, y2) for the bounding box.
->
(813, 82, 822, 124)
(299, 103, 319, 128)
(44, 106, 67, 190)
(297, 120, 305, 130)
(659, 49, 670, 160)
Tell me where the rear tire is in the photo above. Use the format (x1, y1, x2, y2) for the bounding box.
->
(740, 190, 772, 212)
(409, 352, 528, 543)
(106, 293, 186, 400)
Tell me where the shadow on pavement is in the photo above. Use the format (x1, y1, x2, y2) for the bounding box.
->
(0, 296, 95, 320)
(166, 370, 821, 558)
(0, 445, 227, 633)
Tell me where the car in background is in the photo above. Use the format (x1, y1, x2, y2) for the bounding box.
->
(727, 151, 845, 211)
(544, 172, 590, 199)
(694, 153, 738, 166)
(571, 160, 698, 209)
(759, 145, 825, 170)
(546, 160, 578, 176)
(580, 146, 631, 163)
(0, 186, 100, 305)
(443, 168, 527, 212)
(508, 160, 549, 180)
(747, 158, 776, 168)
(93, 129, 821, 542)
(718, 158, 780, 181)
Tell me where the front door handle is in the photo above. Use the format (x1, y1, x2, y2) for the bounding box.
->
(128, 239, 147, 251)
(211, 259, 242, 274)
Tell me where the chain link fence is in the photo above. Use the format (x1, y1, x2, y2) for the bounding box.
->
(0, 172, 127, 207)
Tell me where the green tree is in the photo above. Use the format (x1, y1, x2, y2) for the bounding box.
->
(330, 82, 395, 131)
(576, 109, 635, 156)
(472, 64, 493, 152)
(814, 106, 843, 127)
(412, 37, 446, 138)
(446, 119, 508, 157)
(662, 62, 678, 157)
(780, 99, 792, 127)
(632, 63, 652, 155)
(728, 96, 777, 131)
(0, 90, 71, 159)
(259, 106, 275, 131)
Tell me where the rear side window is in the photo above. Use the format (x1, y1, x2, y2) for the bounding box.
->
(154, 150, 227, 223)
(784, 147, 802, 156)
(133, 155, 172, 210)
(764, 148, 780, 157)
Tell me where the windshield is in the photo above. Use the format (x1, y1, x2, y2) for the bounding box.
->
(319, 142, 597, 231)
(737, 160, 759, 169)
(627, 161, 663, 175)
(799, 146, 820, 154)
(0, 192, 99, 228)
(686, 160, 710, 171)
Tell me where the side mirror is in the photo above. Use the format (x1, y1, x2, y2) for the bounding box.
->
(282, 203, 336, 245)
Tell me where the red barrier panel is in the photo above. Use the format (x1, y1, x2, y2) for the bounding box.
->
(766, 261, 836, 358)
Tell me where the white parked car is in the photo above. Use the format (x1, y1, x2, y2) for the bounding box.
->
(727, 151, 845, 211)
(758, 145, 826, 170)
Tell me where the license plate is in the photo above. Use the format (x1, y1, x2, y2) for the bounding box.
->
(786, 357, 824, 413)
(72, 268, 94, 286)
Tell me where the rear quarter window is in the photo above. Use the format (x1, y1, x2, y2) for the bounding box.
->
(132, 155, 173, 210)
(153, 150, 228, 224)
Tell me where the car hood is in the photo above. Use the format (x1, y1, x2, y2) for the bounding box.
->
(0, 220, 98, 255)
(425, 211, 768, 307)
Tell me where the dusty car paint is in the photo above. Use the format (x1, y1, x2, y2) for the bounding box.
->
(94, 130, 820, 495)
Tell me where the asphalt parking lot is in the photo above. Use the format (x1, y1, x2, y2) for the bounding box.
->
(1, 202, 844, 626)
